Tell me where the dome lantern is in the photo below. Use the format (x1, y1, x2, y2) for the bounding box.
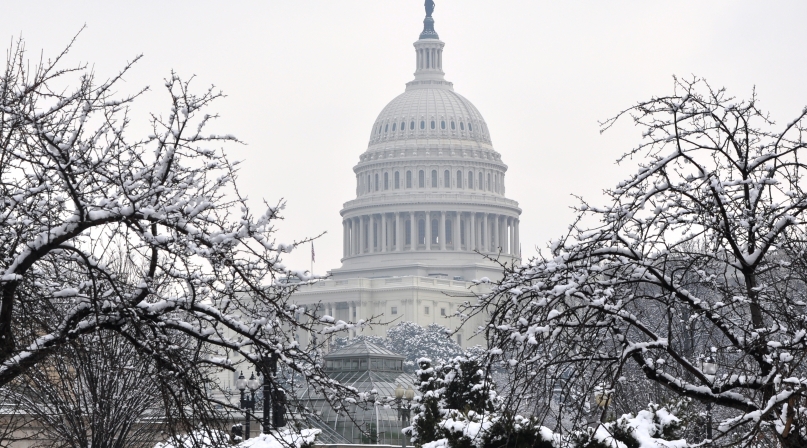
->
(412, 1, 447, 86)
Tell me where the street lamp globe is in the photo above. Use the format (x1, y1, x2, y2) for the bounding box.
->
(248, 372, 261, 391)
(703, 356, 717, 375)
(404, 385, 415, 400)
(395, 384, 404, 399)
(236, 371, 247, 391)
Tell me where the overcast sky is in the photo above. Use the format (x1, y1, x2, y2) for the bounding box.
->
(6, 1, 807, 274)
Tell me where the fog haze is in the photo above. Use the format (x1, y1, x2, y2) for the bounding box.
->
(6, 1, 807, 274)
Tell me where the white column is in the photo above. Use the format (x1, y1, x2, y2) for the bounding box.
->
(396, 212, 402, 251)
(508, 218, 514, 255)
(425, 211, 432, 251)
(439, 211, 446, 251)
(455, 212, 461, 250)
(358, 216, 364, 254)
(350, 218, 356, 255)
(470, 213, 476, 251)
(499, 216, 507, 254)
(515, 218, 520, 258)
(494, 214, 500, 252)
(483, 213, 489, 252)
(409, 211, 416, 251)
(381, 213, 387, 252)
(370, 215, 376, 253)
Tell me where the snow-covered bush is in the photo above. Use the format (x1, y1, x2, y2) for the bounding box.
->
(155, 428, 320, 448)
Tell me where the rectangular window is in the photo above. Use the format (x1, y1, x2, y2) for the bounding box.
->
(360, 359, 368, 370)
(391, 306, 398, 315)
(440, 308, 446, 316)
(425, 306, 430, 315)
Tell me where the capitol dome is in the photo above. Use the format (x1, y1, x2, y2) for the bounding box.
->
(368, 87, 493, 149)
(330, 3, 521, 281)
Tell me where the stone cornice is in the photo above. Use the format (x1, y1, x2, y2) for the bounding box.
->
(341, 193, 521, 216)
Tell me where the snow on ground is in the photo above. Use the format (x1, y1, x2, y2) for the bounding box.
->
(155, 428, 321, 448)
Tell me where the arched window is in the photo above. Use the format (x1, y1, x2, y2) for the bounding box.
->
(384, 124, 388, 133)
(487, 173, 491, 191)
(431, 170, 437, 188)
(420, 120, 425, 130)
(405, 220, 412, 245)
(479, 172, 483, 190)
(418, 170, 425, 188)
(460, 122, 465, 131)
(384, 172, 389, 190)
(367, 174, 372, 192)
(410, 121, 415, 130)
(444, 170, 450, 188)
(469, 122, 473, 132)
(440, 120, 446, 129)
(401, 121, 405, 130)
(375, 173, 379, 191)
(377, 124, 381, 135)
(445, 219, 453, 244)
(468, 171, 474, 189)
(394, 171, 400, 189)
(457, 170, 462, 189)
(431, 219, 439, 244)
(392, 122, 396, 132)
(418, 219, 426, 245)
(430, 120, 435, 130)
(450, 121, 456, 130)
(406, 171, 412, 188)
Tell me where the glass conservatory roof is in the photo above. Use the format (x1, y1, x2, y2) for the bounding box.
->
(296, 340, 416, 445)
(325, 340, 405, 359)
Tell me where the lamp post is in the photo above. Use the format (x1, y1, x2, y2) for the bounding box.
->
(236, 371, 262, 440)
(262, 353, 286, 434)
(395, 384, 415, 448)
(702, 356, 717, 442)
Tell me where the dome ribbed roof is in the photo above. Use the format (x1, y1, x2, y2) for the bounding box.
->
(368, 87, 492, 148)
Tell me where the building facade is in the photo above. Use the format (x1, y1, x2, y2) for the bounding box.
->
(293, 4, 522, 348)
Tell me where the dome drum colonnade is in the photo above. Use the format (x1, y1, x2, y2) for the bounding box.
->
(342, 211, 519, 258)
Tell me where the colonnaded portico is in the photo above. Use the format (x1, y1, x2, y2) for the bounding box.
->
(292, 4, 522, 346)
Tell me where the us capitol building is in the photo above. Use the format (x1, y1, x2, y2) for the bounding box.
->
(293, 2, 522, 348)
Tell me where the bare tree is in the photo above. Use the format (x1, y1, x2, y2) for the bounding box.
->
(0, 34, 360, 443)
(465, 77, 807, 447)
(13, 332, 164, 448)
